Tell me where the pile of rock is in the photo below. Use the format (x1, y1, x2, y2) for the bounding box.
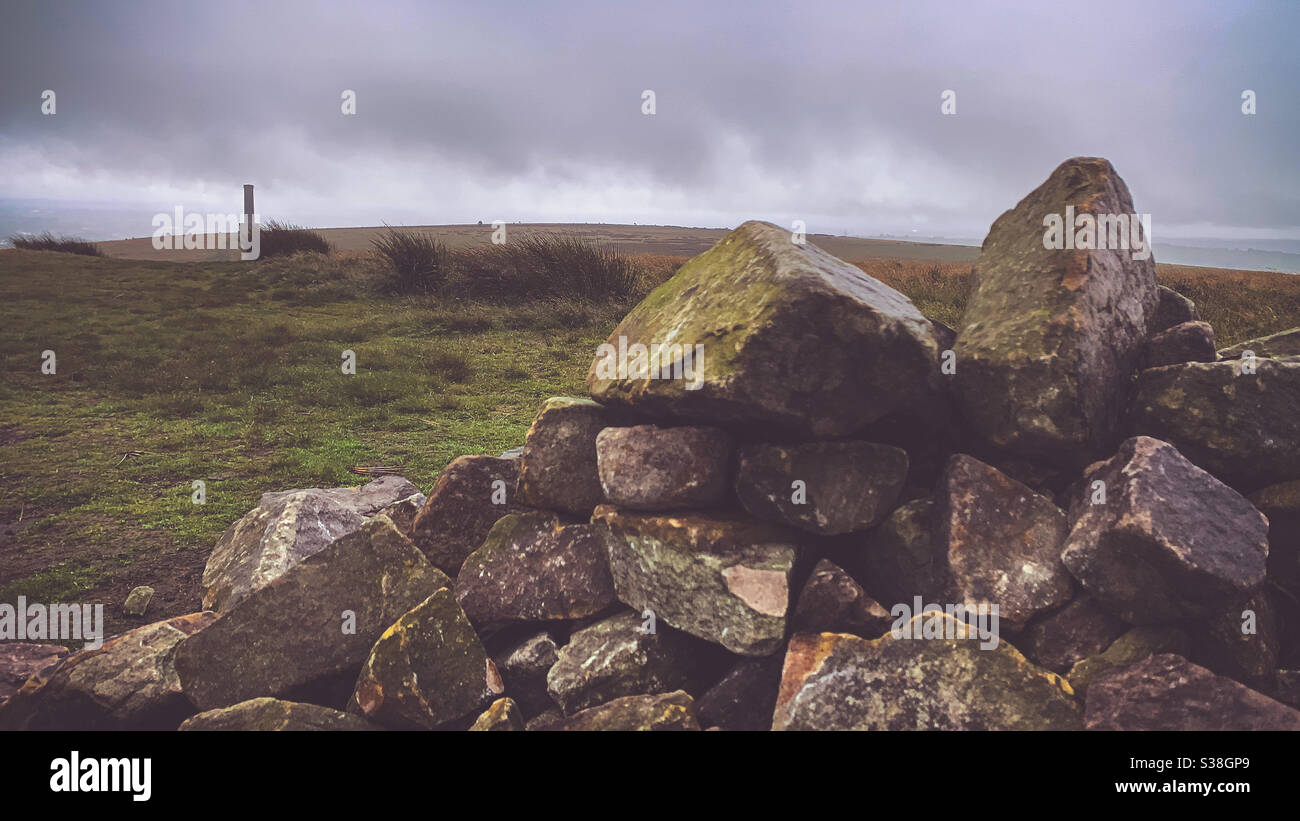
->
(4, 157, 1299, 731)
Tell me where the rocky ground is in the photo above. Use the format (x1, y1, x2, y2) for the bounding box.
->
(3, 156, 1299, 731)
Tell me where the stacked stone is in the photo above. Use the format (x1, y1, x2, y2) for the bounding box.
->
(5, 157, 1300, 732)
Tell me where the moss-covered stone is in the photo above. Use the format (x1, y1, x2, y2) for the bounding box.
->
(469, 697, 523, 731)
(1066, 625, 1191, 695)
(594, 506, 798, 656)
(548, 690, 701, 731)
(349, 587, 500, 729)
(179, 697, 379, 731)
(772, 614, 1082, 730)
(586, 220, 942, 438)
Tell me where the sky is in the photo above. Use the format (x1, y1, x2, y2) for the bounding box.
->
(1, 0, 1297, 242)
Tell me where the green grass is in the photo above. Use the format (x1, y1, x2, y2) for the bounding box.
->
(0, 248, 627, 628)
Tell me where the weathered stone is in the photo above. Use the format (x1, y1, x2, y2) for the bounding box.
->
(1191, 592, 1280, 690)
(348, 588, 499, 729)
(696, 656, 784, 732)
(1061, 436, 1268, 623)
(1019, 595, 1127, 674)
(470, 697, 523, 731)
(1141, 320, 1216, 369)
(734, 441, 908, 535)
(1276, 670, 1300, 709)
(373, 492, 426, 537)
(772, 614, 1082, 730)
(175, 518, 449, 711)
(1218, 326, 1300, 360)
(0, 642, 68, 708)
(517, 397, 609, 514)
(123, 585, 154, 616)
(545, 611, 716, 714)
(548, 691, 701, 731)
(491, 631, 560, 717)
(1084, 654, 1300, 730)
(587, 220, 943, 438)
(952, 157, 1158, 468)
(791, 559, 892, 638)
(1151, 285, 1199, 332)
(408, 455, 527, 576)
(594, 506, 798, 656)
(595, 424, 732, 510)
(1066, 625, 1191, 696)
(524, 709, 564, 731)
(201, 475, 420, 611)
(859, 498, 949, 607)
(0, 612, 216, 730)
(179, 697, 378, 731)
(1131, 359, 1300, 489)
(455, 512, 616, 630)
(937, 454, 1073, 629)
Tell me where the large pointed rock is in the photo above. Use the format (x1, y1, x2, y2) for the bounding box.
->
(408, 455, 527, 576)
(734, 441, 908, 535)
(1084, 654, 1300, 730)
(936, 454, 1073, 629)
(1132, 359, 1300, 489)
(772, 615, 1082, 730)
(454, 511, 616, 630)
(201, 475, 420, 610)
(1061, 436, 1268, 623)
(179, 697, 379, 731)
(952, 157, 1158, 468)
(0, 613, 216, 730)
(348, 588, 500, 729)
(175, 518, 449, 711)
(594, 506, 799, 656)
(587, 220, 942, 438)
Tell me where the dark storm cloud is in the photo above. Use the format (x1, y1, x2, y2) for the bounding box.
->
(1, 0, 1296, 238)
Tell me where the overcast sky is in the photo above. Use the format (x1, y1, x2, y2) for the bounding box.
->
(1, 0, 1296, 240)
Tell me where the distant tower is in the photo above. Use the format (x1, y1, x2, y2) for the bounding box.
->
(243, 184, 254, 231)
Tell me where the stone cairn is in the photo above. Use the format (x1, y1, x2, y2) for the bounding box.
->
(4, 156, 1300, 731)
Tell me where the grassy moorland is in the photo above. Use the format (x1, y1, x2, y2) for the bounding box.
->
(1, 241, 1298, 638)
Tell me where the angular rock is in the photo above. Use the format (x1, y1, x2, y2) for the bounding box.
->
(545, 611, 716, 714)
(175, 518, 449, 711)
(595, 424, 732, 510)
(0, 643, 68, 708)
(1061, 436, 1268, 623)
(1066, 625, 1191, 696)
(1151, 284, 1199, 332)
(373, 492, 426, 537)
(859, 498, 949, 606)
(123, 585, 154, 616)
(455, 512, 616, 630)
(1218, 326, 1300, 360)
(594, 506, 798, 656)
(791, 559, 892, 638)
(696, 656, 784, 732)
(937, 454, 1073, 629)
(1141, 320, 1216, 369)
(348, 588, 499, 729)
(1084, 654, 1300, 730)
(517, 397, 608, 514)
(491, 631, 560, 717)
(470, 697, 523, 731)
(548, 691, 701, 731)
(734, 441, 908, 535)
(587, 220, 943, 438)
(772, 615, 1082, 730)
(201, 475, 420, 610)
(952, 157, 1158, 468)
(1131, 359, 1300, 489)
(1019, 595, 1127, 674)
(408, 455, 527, 576)
(178, 697, 378, 731)
(0, 612, 216, 730)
